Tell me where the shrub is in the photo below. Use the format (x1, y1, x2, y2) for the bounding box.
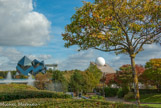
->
(124, 92, 135, 100)
(117, 87, 129, 98)
(104, 87, 118, 97)
(138, 89, 161, 94)
(1, 98, 143, 108)
(15, 75, 28, 79)
(117, 88, 124, 98)
(0, 76, 4, 79)
(94, 87, 103, 95)
(90, 95, 105, 100)
(0, 84, 71, 101)
(0, 90, 72, 101)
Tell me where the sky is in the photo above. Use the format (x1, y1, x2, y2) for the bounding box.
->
(0, 0, 160, 71)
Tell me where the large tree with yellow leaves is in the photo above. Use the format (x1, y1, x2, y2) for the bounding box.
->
(62, 0, 161, 105)
(142, 59, 161, 90)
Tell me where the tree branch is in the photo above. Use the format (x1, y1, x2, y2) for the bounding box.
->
(131, 32, 136, 42)
(93, 47, 124, 52)
(112, 2, 131, 47)
(135, 32, 161, 55)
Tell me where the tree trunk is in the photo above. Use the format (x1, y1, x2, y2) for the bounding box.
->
(102, 73, 106, 97)
(157, 84, 160, 92)
(130, 56, 140, 105)
(103, 82, 105, 97)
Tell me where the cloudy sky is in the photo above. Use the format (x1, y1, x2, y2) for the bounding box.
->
(0, 0, 160, 71)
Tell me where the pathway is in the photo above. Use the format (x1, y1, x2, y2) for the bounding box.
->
(106, 97, 135, 104)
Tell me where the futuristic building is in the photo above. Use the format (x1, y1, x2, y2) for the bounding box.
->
(91, 57, 116, 75)
(16, 56, 46, 76)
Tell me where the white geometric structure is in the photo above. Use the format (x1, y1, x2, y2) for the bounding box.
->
(95, 57, 106, 66)
(91, 57, 116, 74)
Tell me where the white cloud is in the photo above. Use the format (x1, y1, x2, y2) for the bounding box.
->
(59, 49, 98, 70)
(0, 0, 51, 46)
(0, 47, 23, 63)
(135, 44, 161, 64)
(0, 47, 52, 70)
(28, 54, 52, 61)
(109, 44, 161, 70)
(0, 47, 23, 70)
(54, 44, 161, 71)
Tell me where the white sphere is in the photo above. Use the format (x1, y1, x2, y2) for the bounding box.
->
(95, 57, 105, 66)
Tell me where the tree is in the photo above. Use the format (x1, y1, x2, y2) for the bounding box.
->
(141, 58, 161, 91)
(62, 70, 75, 83)
(86, 64, 102, 80)
(52, 70, 68, 92)
(68, 66, 102, 94)
(69, 70, 85, 95)
(52, 70, 65, 82)
(35, 73, 51, 90)
(83, 64, 102, 92)
(105, 73, 116, 86)
(115, 64, 145, 90)
(62, 0, 161, 105)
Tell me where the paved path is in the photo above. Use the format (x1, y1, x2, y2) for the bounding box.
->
(106, 97, 135, 104)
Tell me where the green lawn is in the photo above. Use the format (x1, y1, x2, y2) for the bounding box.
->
(141, 104, 161, 108)
(129, 94, 161, 104)
(140, 94, 161, 103)
(0, 83, 37, 92)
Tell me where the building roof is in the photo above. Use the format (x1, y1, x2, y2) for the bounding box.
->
(18, 56, 32, 66)
(33, 59, 40, 63)
(90, 62, 116, 74)
(32, 59, 40, 65)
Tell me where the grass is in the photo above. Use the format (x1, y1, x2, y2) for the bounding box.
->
(140, 94, 161, 103)
(0, 98, 147, 108)
(0, 84, 37, 92)
(0, 84, 71, 101)
(128, 94, 161, 104)
(141, 104, 161, 108)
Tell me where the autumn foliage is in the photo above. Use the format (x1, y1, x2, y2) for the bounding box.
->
(105, 73, 116, 85)
(140, 58, 161, 89)
(105, 64, 145, 89)
(35, 73, 52, 90)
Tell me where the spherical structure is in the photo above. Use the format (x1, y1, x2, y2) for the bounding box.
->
(95, 57, 105, 66)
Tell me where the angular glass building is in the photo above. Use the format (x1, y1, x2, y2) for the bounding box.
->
(16, 56, 46, 76)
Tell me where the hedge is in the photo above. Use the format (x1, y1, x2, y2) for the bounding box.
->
(0, 90, 71, 101)
(104, 87, 118, 97)
(117, 88, 129, 98)
(1, 98, 145, 108)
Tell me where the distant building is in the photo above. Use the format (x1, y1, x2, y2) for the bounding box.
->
(90, 62, 116, 75)
(46, 64, 58, 70)
(16, 56, 46, 76)
(90, 57, 116, 75)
